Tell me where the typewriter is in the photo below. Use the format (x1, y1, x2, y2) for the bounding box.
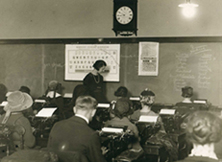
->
(136, 116, 161, 145)
(29, 107, 58, 139)
(159, 108, 183, 134)
(99, 126, 134, 161)
(89, 103, 111, 131)
(129, 97, 141, 111)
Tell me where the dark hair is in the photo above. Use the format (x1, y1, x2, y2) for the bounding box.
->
(182, 86, 193, 98)
(71, 84, 90, 106)
(181, 111, 222, 145)
(19, 86, 30, 95)
(140, 88, 155, 96)
(93, 60, 107, 71)
(114, 86, 128, 97)
(112, 98, 132, 119)
(75, 96, 97, 110)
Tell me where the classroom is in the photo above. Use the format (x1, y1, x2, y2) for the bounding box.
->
(0, 0, 222, 162)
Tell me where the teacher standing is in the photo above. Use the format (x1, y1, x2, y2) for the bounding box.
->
(83, 60, 107, 102)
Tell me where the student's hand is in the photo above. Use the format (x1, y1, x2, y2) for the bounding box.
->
(31, 127, 36, 133)
(101, 146, 108, 155)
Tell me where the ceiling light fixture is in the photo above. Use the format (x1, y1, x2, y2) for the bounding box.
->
(179, 0, 199, 18)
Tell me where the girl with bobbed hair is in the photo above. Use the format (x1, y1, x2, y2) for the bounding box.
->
(178, 111, 222, 161)
(181, 86, 193, 103)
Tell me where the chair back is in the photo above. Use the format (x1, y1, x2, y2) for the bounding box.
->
(0, 124, 25, 158)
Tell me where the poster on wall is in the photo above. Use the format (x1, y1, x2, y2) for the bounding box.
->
(65, 44, 120, 82)
(138, 42, 159, 76)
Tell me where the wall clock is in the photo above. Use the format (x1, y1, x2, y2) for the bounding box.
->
(113, 0, 138, 36)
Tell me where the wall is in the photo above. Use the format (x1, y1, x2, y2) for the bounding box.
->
(1, 42, 222, 107)
(0, 0, 221, 38)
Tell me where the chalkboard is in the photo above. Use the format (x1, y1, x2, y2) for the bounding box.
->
(1, 42, 222, 107)
(124, 43, 222, 106)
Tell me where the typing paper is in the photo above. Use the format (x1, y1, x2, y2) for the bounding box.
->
(102, 127, 123, 133)
(159, 109, 175, 115)
(97, 103, 110, 108)
(35, 108, 57, 117)
(139, 115, 158, 123)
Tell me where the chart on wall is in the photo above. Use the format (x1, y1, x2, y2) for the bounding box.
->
(65, 44, 120, 82)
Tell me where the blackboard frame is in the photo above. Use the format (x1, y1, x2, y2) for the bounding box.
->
(1, 36, 222, 44)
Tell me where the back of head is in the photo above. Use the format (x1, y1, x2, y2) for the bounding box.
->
(181, 111, 222, 145)
(19, 86, 30, 95)
(114, 86, 128, 97)
(73, 85, 90, 99)
(93, 60, 107, 71)
(48, 80, 60, 91)
(182, 86, 193, 98)
(140, 88, 155, 106)
(75, 96, 97, 111)
(113, 98, 131, 119)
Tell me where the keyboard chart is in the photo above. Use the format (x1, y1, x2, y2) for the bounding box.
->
(65, 44, 120, 82)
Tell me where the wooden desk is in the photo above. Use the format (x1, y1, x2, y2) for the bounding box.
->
(142, 144, 168, 162)
(168, 132, 189, 160)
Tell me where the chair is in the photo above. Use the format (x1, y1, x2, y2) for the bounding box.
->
(0, 124, 25, 158)
(1, 149, 59, 162)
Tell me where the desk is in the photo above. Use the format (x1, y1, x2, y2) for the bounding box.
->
(142, 145, 168, 162)
(168, 132, 189, 160)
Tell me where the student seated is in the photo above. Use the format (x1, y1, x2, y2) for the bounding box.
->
(175, 86, 208, 115)
(130, 88, 178, 161)
(0, 91, 35, 150)
(178, 86, 193, 104)
(67, 84, 90, 116)
(47, 95, 106, 162)
(44, 80, 65, 120)
(113, 86, 133, 114)
(130, 88, 164, 131)
(105, 98, 142, 151)
(176, 111, 222, 162)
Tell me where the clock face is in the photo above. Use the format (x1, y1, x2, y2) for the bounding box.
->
(116, 6, 133, 25)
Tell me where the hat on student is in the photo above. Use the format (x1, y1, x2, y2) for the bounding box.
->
(140, 88, 155, 96)
(4, 91, 33, 112)
(114, 86, 128, 97)
(48, 80, 60, 91)
(113, 98, 132, 119)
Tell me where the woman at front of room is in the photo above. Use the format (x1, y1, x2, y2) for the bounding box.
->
(83, 60, 107, 103)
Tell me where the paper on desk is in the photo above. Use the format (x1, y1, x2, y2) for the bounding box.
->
(102, 127, 123, 133)
(97, 103, 110, 108)
(35, 108, 57, 117)
(0, 101, 8, 107)
(34, 99, 46, 103)
(129, 97, 140, 101)
(193, 100, 207, 104)
(139, 115, 158, 123)
(159, 109, 175, 115)
(63, 93, 72, 98)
